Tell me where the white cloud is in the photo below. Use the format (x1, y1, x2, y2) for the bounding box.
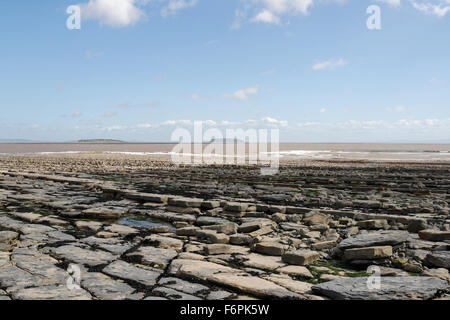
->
(161, 0, 198, 17)
(251, 9, 281, 24)
(262, 0, 314, 15)
(162, 119, 193, 126)
(377, 0, 402, 7)
(102, 125, 129, 131)
(136, 123, 154, 128)
(96, 117, 288, 132)
(224, 86, 259, 100)
(220, 120, 240, 126)
(77, 0, 199, 27)
(79, 0, 145, 27)
(312, 58, 347, 71)
(320, 108, 326, 113)
(251, 0, 314, 25)
(96, 118, 450, 136)
(203, 120, 217, 126)
(231, 9, 247, 30)
(297, 118, 450, 131)
(260, 117, 288, 127)
(411, 1, 450, 17)
(72, 0, 450, 30)
(234, 0, 450, 28)
(236, 0, 346, 26)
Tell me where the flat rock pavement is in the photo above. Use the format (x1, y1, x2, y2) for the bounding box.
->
(312, 277, 449, 300)
(0, 158, 449, 301)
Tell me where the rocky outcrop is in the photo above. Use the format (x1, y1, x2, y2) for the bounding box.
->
(312, 277, 449, 300)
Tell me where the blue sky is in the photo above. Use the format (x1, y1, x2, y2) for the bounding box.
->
(1, 0, 450, 142)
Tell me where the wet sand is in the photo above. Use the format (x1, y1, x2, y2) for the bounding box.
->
(1, 143, 449, 163)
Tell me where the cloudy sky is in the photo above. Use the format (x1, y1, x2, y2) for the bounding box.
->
(1, 0, 450, 142)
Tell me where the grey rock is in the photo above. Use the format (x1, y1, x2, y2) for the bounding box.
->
(229, 234, 252, 245)
(47, 231, 76, 242)
(272, 213, 287, 223)
(205, 244, 233, 255)
(12, 253, 67, 285)
(254, 242, 287, 256)
(344, 246, 393, 261)
(59, 211, 83, 218)
(239, 253, 286, 271)
(99, 243, 133, 255)
(338, 231, 409, 250)
(312, 277, 449, 300)
(0, 289, 10, 300)
(0, 252, 10, 268)
(19, 224, 55, 235)
(224, 202, 249, 213)
(152, 286, 202, 300)
(421, 268, 450, 282)
(203, 223, 238, 235)
(196, 216, 229, 226)
(75, 220, 102, 232)
(201, 201, 221, 209)
(82, 207, 124, 220)
(126, 292, 146, 300)
(195, 230, 229, 244)
(50, 245, 116, 267)
(176, 226, 200, 236)
(145, 235, 184, 252)
(238, 221, 263, 233)
(144, 296, 168, 300)
(81, 272, 135, 300)
(427, 251, 450, 269)
(206, 290, 235, 300)
(169, 259, 302, 299)
(311, 240, 338, 251)
(168, 197, 203, 208)
(11, 285, 92, 300)
(104, 224, 138, 236)
(158, 277, 209, 296)
(419, 229, 450, 242)
(103, 260, 162, 287)
(407, 220, 428, 233)
(127, 246, 178, 269)
(303, 212, 330, 226)
(0, 231, 19, 243)
(0, 266, 41, 289)
(282, 250, 320, 266)
(357, 220, 389, 230)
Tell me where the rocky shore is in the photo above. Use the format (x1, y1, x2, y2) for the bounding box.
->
(0, 154, 449, 300)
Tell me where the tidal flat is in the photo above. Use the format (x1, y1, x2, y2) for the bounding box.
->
(0, 152, 449, 300)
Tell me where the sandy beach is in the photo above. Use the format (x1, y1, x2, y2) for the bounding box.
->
(1, 143, 450, 163)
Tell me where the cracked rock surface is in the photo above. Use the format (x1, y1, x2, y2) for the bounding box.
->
(0, 154, 449, 300)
